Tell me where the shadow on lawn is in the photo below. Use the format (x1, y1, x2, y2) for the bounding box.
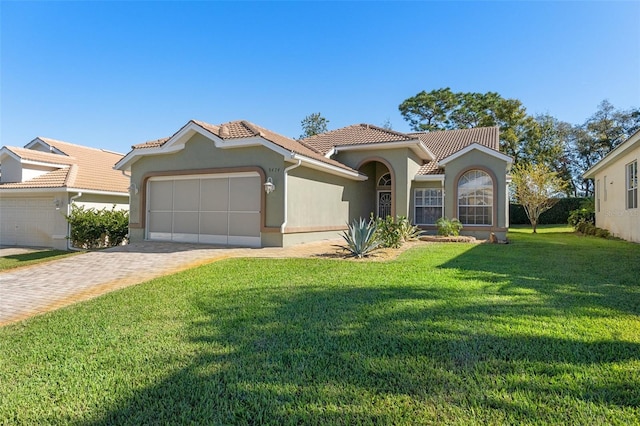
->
(83, 252, 640, 425)
(439, 232, 640, 317)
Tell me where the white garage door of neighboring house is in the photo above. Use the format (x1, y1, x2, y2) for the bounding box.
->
(147, 172, 261, 247)
(0, 197, 54, 247)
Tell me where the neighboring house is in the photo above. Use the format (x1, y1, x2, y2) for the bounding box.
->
(583, 129, 639, 243)
(115, 119, 512, 248)
(0, 137, 129, 249)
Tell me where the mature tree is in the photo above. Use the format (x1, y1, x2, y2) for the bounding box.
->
(398, 87, 458, 131)
(398, 88, 530, 161)
(300, 112, 329, 139)
(520, 114, 575, 195)
(381, 118, 393, 130)
(511, 163, 567, 233)
(571, 100, 640, 196)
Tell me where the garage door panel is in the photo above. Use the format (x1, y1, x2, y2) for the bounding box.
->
(149, 181, 174, 210)
(0, 197, 54, 247)
(147, 173, 260, 247)
(200, 212, 228, 235)
(149, 211, 172, 233)
(200, 178, 229, 211)
(173, 179, 200, 211)
(229, 212, 260, 237)
(229, 177, 261, 211)
(173, 212, 199, 234)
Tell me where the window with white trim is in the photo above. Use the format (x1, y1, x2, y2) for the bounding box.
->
(458, 169, 493, 225)
(627, 160, 638, 209)
(378, 173, 391, 187)
(414, 189, 443, 225)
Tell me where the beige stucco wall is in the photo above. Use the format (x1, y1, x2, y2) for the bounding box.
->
(127, 133, 288, 245)
(593, 146, 639, 242)
(0, 156, 23, 183)
(335, 147, 422, 219)
(441, 150, 510, 239)
(75, 193, 129, 211)
(286, 167, 351, 229)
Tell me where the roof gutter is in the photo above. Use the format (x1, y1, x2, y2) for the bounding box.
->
(280, 159, 302, 233)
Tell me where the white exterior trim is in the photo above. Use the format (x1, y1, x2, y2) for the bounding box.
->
(115, 120, 366, 181)
(333, 139, 436, 161)
(439, 143, 512, 166)
(290, 153, 367, 181)
(583, 129, 640, 178)
(413, 174, 445, 183)
(0, 187, 128, 196)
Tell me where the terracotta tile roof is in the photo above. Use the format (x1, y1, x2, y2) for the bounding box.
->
(301, 124, 414, 155)
(3, 146, 76, 165)
(132, 137, 170, 149)
(416, 162, 444, 176)
(0, 167, 72, 188)
(410, 127, 500, 175)
(131, 119, 356, 173)
(410, 127, 499, 160)
(1, 138, 129, 193)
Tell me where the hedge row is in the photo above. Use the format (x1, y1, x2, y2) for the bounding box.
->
(510, 198, 590, 225)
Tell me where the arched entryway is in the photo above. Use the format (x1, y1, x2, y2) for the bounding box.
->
(356, 158, 395, 219)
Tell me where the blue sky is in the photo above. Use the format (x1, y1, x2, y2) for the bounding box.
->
(1, 1, 639, 154)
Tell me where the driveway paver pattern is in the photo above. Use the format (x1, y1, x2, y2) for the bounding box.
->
(0, 240, 344, 326)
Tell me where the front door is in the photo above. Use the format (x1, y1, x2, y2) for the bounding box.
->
(377, 190, 392, 219)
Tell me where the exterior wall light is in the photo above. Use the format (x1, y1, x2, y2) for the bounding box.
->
(128, 183, 138, 195)
(264, 177, 275, 194)
(53, 199, 61, 210)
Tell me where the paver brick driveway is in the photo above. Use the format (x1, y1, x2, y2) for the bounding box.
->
(0, 240, 343, 326)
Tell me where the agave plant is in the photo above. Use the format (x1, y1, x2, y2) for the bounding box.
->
(340, 217, 380, 258)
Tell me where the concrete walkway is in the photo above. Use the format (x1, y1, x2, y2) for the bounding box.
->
(0, 240, 344, 326)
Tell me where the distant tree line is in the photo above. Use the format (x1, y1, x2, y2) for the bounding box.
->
(398, 88, 640, 196)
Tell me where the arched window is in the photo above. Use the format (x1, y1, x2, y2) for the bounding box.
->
(458, 170, 493, 225)
(378, 173, 391, 187)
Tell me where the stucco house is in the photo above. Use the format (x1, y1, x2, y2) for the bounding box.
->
(0, 137, 129, 249)
(583, 129, 639, 242)
(115, 119, 512, 247)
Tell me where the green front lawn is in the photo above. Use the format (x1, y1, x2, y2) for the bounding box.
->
(1, 227, 638, 424)
(0, 249, 78, 271)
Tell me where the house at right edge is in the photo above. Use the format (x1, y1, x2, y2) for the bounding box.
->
(584, 129, 639, 243)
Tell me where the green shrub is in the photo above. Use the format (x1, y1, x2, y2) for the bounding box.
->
(66, 205, 129, 249)
(568, 198, 595, 228)
(595, 228, 610, 238)
(340, 217, 380, 258)
(373, 215, 402, 248)
(372, 215, 422, 248)
(435, 217, 463, 237)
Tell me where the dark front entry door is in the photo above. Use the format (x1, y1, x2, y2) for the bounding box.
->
(377, 190, 392, 218)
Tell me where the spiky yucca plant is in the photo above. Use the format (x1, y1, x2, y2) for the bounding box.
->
(340, 217, 380, 258)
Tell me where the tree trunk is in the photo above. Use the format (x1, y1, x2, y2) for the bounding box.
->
(532, 220, 538, 233)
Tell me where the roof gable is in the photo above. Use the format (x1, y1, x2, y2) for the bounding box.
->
(583, 129, 640, 178)
(438, 142, 513, 166)
(0, 138, 129, 193)
(118, 119, 364, 180)
(301, 124, 415, 155)
(411, 127, 500, 160)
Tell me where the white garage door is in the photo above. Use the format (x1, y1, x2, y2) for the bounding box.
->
(0, 197, 55, 247)
(147, 172, 261, 247)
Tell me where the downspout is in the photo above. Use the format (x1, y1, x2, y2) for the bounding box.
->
(280, 158, 302, 233)
(67, 192, 83, 251)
